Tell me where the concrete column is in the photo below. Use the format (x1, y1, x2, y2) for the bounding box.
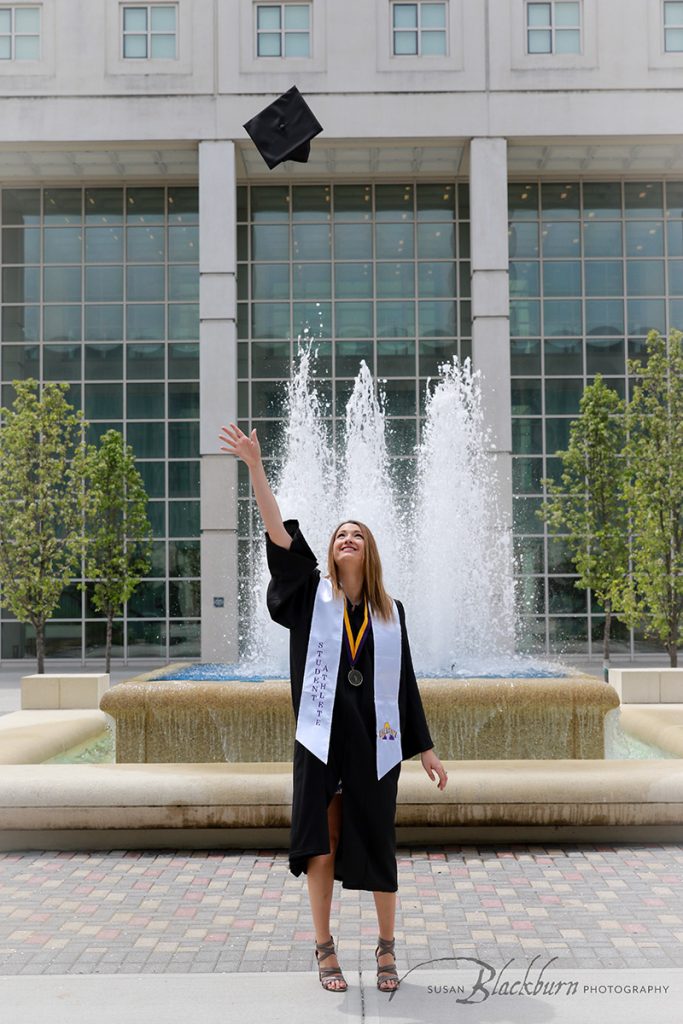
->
(469, 137, 512, 529)
(198, 140, 238, 662)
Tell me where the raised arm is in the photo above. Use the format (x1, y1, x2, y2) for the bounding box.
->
(218, 423, 292, 550)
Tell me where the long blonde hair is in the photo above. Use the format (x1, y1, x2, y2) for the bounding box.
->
(326, 519, 394, 622)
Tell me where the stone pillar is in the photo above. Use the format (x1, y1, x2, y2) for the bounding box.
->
(469, 137, 512, 528)
(198, 140, 238, 662)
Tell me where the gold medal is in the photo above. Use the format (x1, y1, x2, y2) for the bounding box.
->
(348, 669, 363, 687)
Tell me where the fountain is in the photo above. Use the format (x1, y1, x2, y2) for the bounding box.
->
(101, 350, 618, 763)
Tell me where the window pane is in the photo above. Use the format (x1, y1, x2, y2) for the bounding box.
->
(376, 223, 414, 259)
(667, 25, 683, 50)
(376, 301, 415, 337)
(284, 32, 310, 56)
(253, 263, 289, 299)
(127, 187, 165, 223)
(510, 338, 541, 374)
(335, 302, 373, 338)
(14, 35, 40, 60)
(2, 306, 39, 342)
(292, 224, 330, 259)
(284, 4, 310, 29)
(257, 32, 281, 56)
(44, 188, 82, 225)
(293, 262, 331, 298)
(625, 222, 663, 257)
(168, 264, 198, 300)
(169, 462, 200, 498)
(123, 34, 147, 58)
(14, 6, 40, 32)
(541, 222, 580, 257)
(293, 302, 331, 338)
(586, 338, 625, 374)
(542, 261, 580, 296)
(582, 182, 621, 218)
(168, 226, 198, 261)
(334, 224, 372, 259)
(665, 2, 683, 23)
(43, 344, 81, 380)
(422, 3, 446, 28)
(85, 227, 123, 263)
(44, 305, 82, 341)
(509, 222, 539, 257)
(168, 381, 199, 419)
(128, 381, 164, 418)
(0, 10, 10, 32)
(3, 188, 40, 225)
(252, 224, 289, 260)
(418, 300, 456, 336)
(512, 380, 542, 415)
(128, 264, 164, 300)
(394, 30, 418, 54)
(123, 7, 148, 31)
(553, 2, 578, 27)
(393, 4, 418, 28)
(0, 37, 12, 59)
(257, 5, 281, 29)
(555, 29, 580, 53)
(335, 262, 372, 297)
(418, 261, 456, 297)
(127, 422, 165, 459)
(510, 299, 540, 336)
(421, 30, 446, 54)
(627, 298, 666, 335)
(85, 305, 123, 341)
(585, 299, 624, 335)
(626, 259, 665, 295)
(252, 303, 290, 339)
(84, 383, 123, 420)
(377, 261, 414, 297)
(624, 182, 663, 218)
(44, 228, 81, 263)
(126, 342, 164, 378)
(150, 34, 176, 58)
(127, 304, 165, 340)
(168, 342, 198, 379)
(334, 185, 372, 221)
(544, 299, 582, 336)
(168, 303, 198, 339)
(84, 343, 123, 379)
(127, 227, 166, 261)
(584, 260, 622, 295)
(528, 3, 551, 26)
(2, 344, 39, 380)
(44, 266, 81, 302)
(527, 29, 551, 52)
(544, 337, 582, 374)
(150, 5, 176, 30)
(583, 221, 622, 258)
(85, 265, 123, 301)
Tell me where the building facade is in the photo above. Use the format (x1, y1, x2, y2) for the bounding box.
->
(0, 0, 682, 662)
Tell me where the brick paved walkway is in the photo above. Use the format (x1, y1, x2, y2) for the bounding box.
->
(1, 843, 682, 976)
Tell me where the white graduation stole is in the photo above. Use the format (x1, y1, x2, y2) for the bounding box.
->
(296, 577, 403, 780)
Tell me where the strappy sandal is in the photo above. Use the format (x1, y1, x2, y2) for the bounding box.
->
(375, 935, 400, 992)
(315, 935, 348, 993)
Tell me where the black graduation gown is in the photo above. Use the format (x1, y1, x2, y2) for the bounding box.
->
(266, 519, 434, 893)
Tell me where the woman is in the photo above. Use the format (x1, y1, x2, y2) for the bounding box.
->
(219, 422, 447, 994)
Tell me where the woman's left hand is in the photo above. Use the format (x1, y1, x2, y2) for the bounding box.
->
(420, 749, 448, 790)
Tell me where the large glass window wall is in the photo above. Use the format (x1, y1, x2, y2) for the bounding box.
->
(0, 185, 200, 661)
(510, 178, 683, 656)
(236, 181, 470, 646)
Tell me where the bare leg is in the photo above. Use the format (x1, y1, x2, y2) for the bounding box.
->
(307, 794, 344, 989)
(373, 890, 398, 991)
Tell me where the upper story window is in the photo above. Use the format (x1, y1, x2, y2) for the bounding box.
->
(122, 4, 177, 59)
(391, 2, 447, 56)
(256, 4, 311, 57)
(526, 1, 581, 54)
(0, 5, 40, 60)
(664, 1, 683, 51)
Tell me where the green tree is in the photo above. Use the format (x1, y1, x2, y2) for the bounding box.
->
(538, 374, 628, 679)
(83, 430, 152, 673)
(622, 330, 683, 667)
(0, 379, 87, 673)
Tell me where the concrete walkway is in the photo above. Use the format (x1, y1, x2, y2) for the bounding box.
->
(2, 966, 682, 1024)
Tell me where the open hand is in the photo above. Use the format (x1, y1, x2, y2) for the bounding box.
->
(219, 423, 262, 469)
(421, 749, 448, 790)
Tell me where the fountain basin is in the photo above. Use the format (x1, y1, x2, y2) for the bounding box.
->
(100, 667, 620, 763)
(1, 759, 683, 851)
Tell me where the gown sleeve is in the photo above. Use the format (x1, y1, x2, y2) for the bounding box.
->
(395, 599, 434, 760)
(265, 518, 320, 629)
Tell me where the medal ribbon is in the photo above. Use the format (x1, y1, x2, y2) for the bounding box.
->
(343, 597, 370, 668)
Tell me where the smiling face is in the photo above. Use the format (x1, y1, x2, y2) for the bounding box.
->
(332, 521, 366, 570)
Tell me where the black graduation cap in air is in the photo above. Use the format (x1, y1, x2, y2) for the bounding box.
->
(243, 86, 323, 170)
